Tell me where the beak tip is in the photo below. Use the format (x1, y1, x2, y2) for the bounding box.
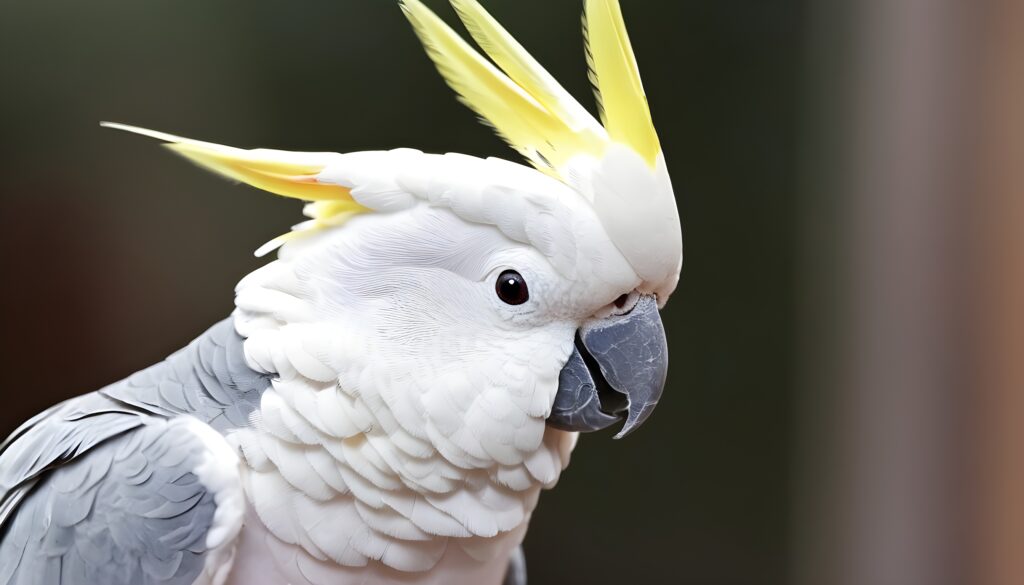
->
(612, 399, 660, 439)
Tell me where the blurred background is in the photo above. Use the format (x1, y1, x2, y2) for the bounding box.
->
(0, 0, 1020, 584)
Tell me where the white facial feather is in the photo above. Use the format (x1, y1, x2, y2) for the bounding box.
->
(231, 198, 606, 580)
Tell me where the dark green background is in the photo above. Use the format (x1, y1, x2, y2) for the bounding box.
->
(0, 1, 803, 583)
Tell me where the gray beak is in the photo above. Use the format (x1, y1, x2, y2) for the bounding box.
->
(547, 295, 668, 438)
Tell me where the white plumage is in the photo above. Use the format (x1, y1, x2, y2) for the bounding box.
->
(223, 205, 581, 583)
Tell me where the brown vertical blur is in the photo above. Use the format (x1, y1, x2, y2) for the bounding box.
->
(797, 0, 971, 583)
(798, 0, 1024, 583)
(973, 0, 1024, 584)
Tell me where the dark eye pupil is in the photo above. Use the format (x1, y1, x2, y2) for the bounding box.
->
(614, 294, 629, 309)
(496, 270, 529, 305)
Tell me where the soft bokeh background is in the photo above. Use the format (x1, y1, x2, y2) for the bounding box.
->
(2, 1, 1021, 584)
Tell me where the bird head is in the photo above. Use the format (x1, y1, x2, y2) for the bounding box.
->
(103, 0, 681, 472)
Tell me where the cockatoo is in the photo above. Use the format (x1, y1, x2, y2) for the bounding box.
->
(0, 0, 681, 584)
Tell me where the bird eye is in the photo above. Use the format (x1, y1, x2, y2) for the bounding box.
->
(495, 270, 529, 305)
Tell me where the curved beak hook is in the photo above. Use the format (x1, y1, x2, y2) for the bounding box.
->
(547, 295, 668, 438)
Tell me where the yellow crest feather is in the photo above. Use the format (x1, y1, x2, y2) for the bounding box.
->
(401, 0, 661, 173)
(584, 0, 660, 165)
(101, 122, 368, 256)
(401, 0, 607, 176)
(100, 122, 357, 202)
(448, 0, 605, 138)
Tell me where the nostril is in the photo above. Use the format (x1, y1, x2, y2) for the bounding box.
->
(613, 294, 629, 309)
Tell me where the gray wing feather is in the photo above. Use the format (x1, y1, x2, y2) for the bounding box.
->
(102, 318, 270, 431)
(0, 319, 267, 531)
(0, 318, 271, 585)
(0, 393, 147, 528)
(0, 418, 220, 585)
